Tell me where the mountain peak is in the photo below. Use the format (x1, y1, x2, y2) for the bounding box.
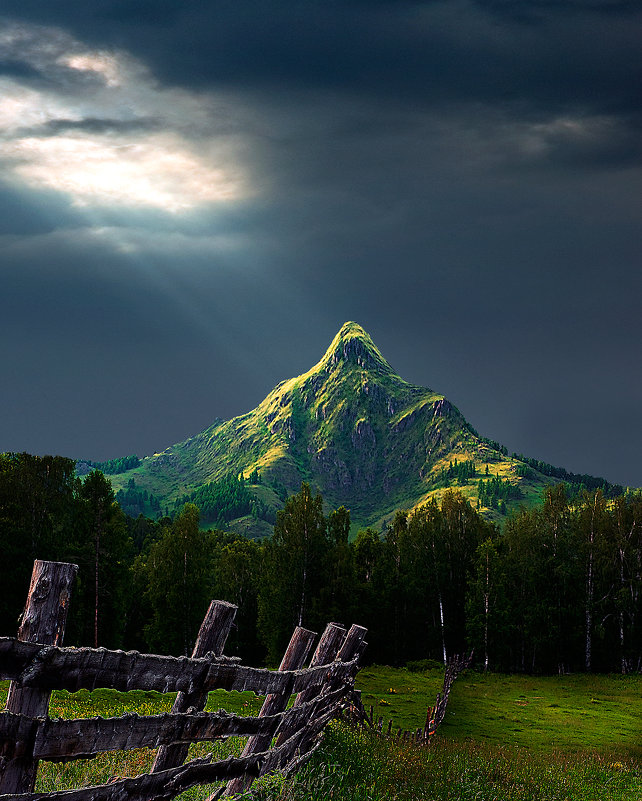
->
(317, 322, 395, 375)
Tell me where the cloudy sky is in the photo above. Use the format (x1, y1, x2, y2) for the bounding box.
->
(1, 0, 640, 487)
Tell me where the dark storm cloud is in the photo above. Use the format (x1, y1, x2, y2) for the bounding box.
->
(0, 0, 640, 487)
(476, 0, 639, 18)
(4, 1, 641, 190)
(7, 0, 632, 181)
(0, 59, 43, 79)
(3, 0, 640, 112)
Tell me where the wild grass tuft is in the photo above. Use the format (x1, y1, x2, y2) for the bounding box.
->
(249, 723, 642, 801)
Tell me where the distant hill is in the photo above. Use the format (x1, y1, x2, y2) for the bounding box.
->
(105, 322, 622, 534)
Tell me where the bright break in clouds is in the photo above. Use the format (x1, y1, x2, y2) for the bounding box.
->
(0, 22, 249, 213)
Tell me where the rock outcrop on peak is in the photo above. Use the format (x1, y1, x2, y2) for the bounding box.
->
(316, 321, 396, 376)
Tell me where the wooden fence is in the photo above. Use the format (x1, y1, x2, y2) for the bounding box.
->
(346, 652, 472, 745)
(0, 560, 367, 800)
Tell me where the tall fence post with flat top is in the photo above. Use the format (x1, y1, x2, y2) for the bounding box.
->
(0, 559, 77, 794)
(151, 599, 238, 774)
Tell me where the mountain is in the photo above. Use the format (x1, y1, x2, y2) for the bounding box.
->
(105, 322, 619, 533)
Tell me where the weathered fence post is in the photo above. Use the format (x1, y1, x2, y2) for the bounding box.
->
(335, 624, 367, 664)
(223, 625, 317, 797)
(273, 622, 347, 748)
(0, 559, 77, 794)
(293, 623, 367, 756)
(151, 599, 238, 774)
(289, 622, 346, 708)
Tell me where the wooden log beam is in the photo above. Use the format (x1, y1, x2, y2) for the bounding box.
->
(336, 625, 367, 665)
(292, 623, 366, 757)
(267, 688, 349, 778)
(0, 560, 77, 795)
(0, 683, 350, 764)
(270, 682, 349, 745)
(34, 711, 271, 761)
(0, 748, 272, 801)
(0, 724, 326, 801)
(291, 622, 346, 708)
(0, 640, 357, 698)
(0, 641, 240, 695)
(0, 713, 39, 768)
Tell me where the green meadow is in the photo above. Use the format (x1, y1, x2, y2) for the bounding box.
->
(356, 666, 642, 755)
(1, 669, 641, 800)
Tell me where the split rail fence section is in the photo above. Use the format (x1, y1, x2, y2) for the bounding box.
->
(0, 560, 367, 800)
(350, 652, 472, 745)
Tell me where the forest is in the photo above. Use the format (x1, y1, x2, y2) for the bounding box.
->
(0, 452, 640, 675)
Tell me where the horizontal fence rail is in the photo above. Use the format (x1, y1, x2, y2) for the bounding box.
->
(0, 560, 367, 801)
(0, 639, 359, 700)
(0, 682, 349, 763)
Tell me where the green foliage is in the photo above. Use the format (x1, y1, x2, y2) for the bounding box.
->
(481, 437, 509, 456)
(0, 453, 79, 634)
(88, 455, 140, 475)
(358, 666, 642, 758)
(406, 658, 445, 672)
(2, 445, 641, 674)
(516, 463, 534, 479)
(210, 531, 263, 663)
(100, 324, 634, 540)
(466, 487, 642, 673)
(102, 322, 537, 533)
(436, 459, 477, 487)
(143, 504, 213, 655)
(116, 477, 161, 519)
(252, 723, 642, 801)
(477, 474, 522, 510)
(66, 470, 131, 648)
(2, 672, 640, 801)
(173, 474, 271, 527)
(513, 453, 624, 498)
(258, 483, 331, 662)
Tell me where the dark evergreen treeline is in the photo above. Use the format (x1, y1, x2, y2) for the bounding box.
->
(0, 453, 130, 649)
(87, 455, 141, 475)
(477, 474, 522, 514)
(512, 453, 624, 498)
(116, 478, 162, 518)
(1, 453, 641, 674)
(468, 485, 642, 674)
(115, 472, 272, 524)
(172, 473, 273, 528)
(435, 459, 477, 487)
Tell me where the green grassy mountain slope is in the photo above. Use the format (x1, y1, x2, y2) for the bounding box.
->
(106, 322, 614, 532)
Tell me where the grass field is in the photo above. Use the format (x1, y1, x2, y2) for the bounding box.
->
(1, 669, 641, 799)
(356, 666, 642, 755)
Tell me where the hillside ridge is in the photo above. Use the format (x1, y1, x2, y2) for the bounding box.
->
(105, 322, 620, 532)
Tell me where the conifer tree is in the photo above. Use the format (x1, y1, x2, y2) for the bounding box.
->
(76, 470, 130, 648)
(144, 504, 212, 655)
(257, 483, 328, 662)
